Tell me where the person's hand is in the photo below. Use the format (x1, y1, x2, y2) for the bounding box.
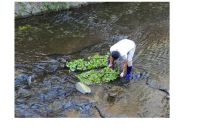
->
(120, 72, 124, 78)
(108, 64, 112, 69)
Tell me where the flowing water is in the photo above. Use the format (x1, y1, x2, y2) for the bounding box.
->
(15, 2, 169, 118)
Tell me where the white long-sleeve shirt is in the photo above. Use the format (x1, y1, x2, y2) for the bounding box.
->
(110, 39, 135, 60)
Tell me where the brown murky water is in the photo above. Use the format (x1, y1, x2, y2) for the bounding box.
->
(15, 2, 169, 118)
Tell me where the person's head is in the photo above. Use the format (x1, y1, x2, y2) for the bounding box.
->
(112, 51, 120, 60)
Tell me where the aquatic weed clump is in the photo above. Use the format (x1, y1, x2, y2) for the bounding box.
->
(66, 53, 120, 85)
(66, 54, 109, 71)
(76, 67, 119, 85)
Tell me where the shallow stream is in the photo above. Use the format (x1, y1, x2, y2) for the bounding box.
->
(15, 2, 169, 118)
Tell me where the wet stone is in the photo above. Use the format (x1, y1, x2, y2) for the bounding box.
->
(75, 82, 91, 94)
(75, 98, 92, 111)
(33, 68, 45, 77)
(46, 101, 63, 113)
(16, 88, 31, 98)
(58, 58, 66, 63)
(44, 64, 58, 74)
(58, 63, 66, 69)
(15, 74, 28, 88)
(51, 76, 59, 82)
(30, 103, 46, 109)
(60, 97, 75, 109)
(62, 55, 73, 61)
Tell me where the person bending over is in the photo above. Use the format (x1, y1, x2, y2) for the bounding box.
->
(108, 39, 136, 79)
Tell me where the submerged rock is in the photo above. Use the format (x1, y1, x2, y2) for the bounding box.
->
(58, 58, 66, 63)
(108, 86, 124, 97)
(74, 97, 92, 111)
(75, 82, 91, 94)
(44, 64, 58, 74)
(58, 63, 66, 69)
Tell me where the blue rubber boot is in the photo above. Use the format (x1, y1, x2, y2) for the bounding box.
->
(107, 60, 110, 66)
(125, 66, 132, 79)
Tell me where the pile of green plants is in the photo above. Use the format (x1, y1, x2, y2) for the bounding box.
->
(76, 67, 119, 85)
(66, 54, 109, 71)
(66, 54, 120, 85)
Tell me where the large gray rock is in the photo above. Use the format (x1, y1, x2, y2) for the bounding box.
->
(75, 82, 91, 94)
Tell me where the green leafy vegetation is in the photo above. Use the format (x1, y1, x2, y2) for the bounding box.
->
(53, 2, 60, 11)
(21, 8, 24, 11)
(43, 2, 49, 6)
(65, 2, 70, 9)
(76, 67, 119, 85)
(43, 2, 52, 10)
(66, 53, 120, 85)
(66, 53, 109, 72)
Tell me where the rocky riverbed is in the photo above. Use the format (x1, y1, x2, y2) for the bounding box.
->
(15, 37, 170, 118)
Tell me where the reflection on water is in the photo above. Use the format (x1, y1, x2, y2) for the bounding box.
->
(15, 2, 169, 118)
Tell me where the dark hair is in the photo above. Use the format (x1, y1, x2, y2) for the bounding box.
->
(112, 51, 120, 60)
